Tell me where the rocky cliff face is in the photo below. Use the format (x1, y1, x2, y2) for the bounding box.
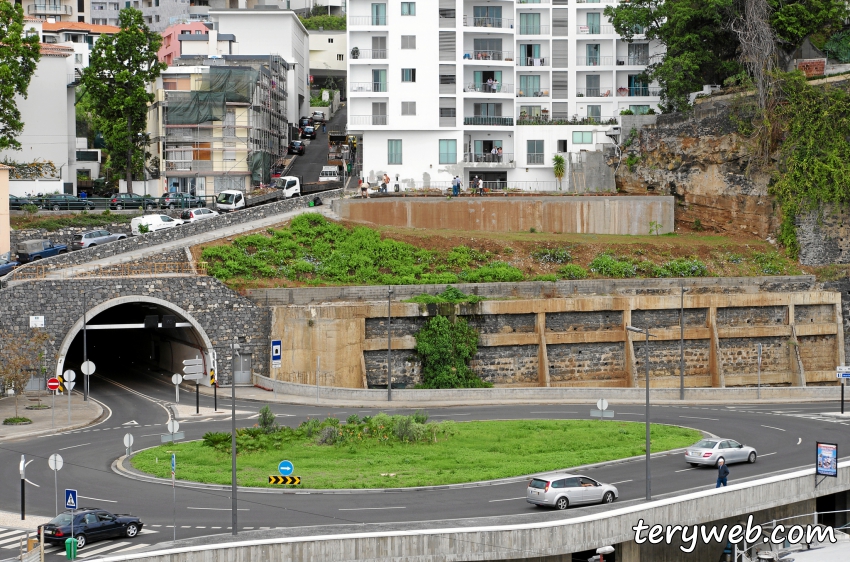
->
(614, 100, 780, 239)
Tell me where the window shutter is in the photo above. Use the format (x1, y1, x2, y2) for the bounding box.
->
(439, 32, 456, 61)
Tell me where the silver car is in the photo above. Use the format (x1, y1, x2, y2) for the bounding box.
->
(684, 438, 757, 467)
(71, 229, 127, 250)
(526, 473, 619, 510)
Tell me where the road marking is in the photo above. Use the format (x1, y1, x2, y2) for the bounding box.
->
(111, 543, 150, 554)
(529, 411, 578, 414)
(430, 414, 471, 417)
(25, 478, 40, 487)
(0, 531, 25, 540)
(58, 442, 91, 451)
(760, 425, 786, 432)
(211, 527, 221, 529)
(760, 452, 777, 457)
(618, 413, 644, 416)
(797, 438, 802, 445)
(25, 460, 34, 467)
(186, 507, 250, 511)
(79, 495, 116, 503)
(675, 467, 700, 472)
(76, 541, 130, 558)
(338, 507, 406, 511)
(679, 416, 719, 421)
(610, 480, 633, 485)
(489, 497, 526, 502)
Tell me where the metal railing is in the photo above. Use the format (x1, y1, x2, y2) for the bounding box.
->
(348, 49, 387, 60)
(518, 57, 549, 66)
(463, 50, 514, 61)
(518, 115, 619, 125)
(350, 115, 388, 126)
(575, 87, 614, 97)
(517, 89, 549, 97)
(464, 152, 513, 163)
(349, 82, 388, 93)
(349, 15, 387, 26)
(164, 160, 214, 172)
(617, 86, 662, 96)
(577, 25, 615, 34)
(577, 56, 614, 66)
(616, 56, 650, 66)
(29, 4, 73, 14)
(462, 16, 514, 29)
(465, 83, 514, 94)
(517, 25, 550, 35)
(463, 116, 514, 126)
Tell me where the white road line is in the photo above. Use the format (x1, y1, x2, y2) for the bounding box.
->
(25, 460, 34, 467)
(679, 416, 719, 421)
(611, 480, 633, 485)
(797, 438, 802, 445)
(0, 531, 26, 540)
(211, 527, 221, 529)
(111, 543, 150, 554)
(429, 414, 471, 417)
(149, 525, 161, 527)
(25, 478, 40, 488)
(76, 541, 130, 558)
(675, 467, 700, 473)
(186, 507, 250, 511)
(760, 425, 786, 432)
(760, 452, 777, 457)
(79, 495, 116, 503)
(529, 412, 578, 414)
(488, 497, 526, 502)
(58, 442, 91, 451)
(339, 507, 406, 511)
(141, 433, 164, 437)
(0, 535, 32, 546)
(618, 413, 644, 416)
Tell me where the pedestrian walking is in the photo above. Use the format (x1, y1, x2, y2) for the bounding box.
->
(382, 173, 390, 193)
(716, 459, 729, 488)
(451, 176, 459, 197)
(322, 124, 327, 133)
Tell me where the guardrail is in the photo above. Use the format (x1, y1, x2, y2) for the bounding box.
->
(13, 195, 222, 212)
(465, 83, 514, 94)
(462, 50, 514, 61)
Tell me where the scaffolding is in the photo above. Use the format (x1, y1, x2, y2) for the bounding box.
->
(161, 54, 289, 192)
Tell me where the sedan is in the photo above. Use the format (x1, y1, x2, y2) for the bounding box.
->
(46, 194, 95, 211)
(9, 195, 39, 210)
(110, 193, 156, 210)
(159, 192, 205, 209)
(40, 508, 143, 549)
(180, 207, 219, 223)
(288, 140, 306, 155)
(526, 473, 618, 510)
(684, 438, 757, 467)
(301, 126, 316, 140)
(71, 229, 127, 250)
(0, 255, 18, 277)
(311, 111, 326, 123)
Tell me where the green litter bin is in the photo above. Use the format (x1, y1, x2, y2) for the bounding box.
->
(64, 537, 77, 559)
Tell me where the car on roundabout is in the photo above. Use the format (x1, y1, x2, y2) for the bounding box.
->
(39, 507, 144, 549)
(684, 438, 757, 467)
(526, 473, 619, 510)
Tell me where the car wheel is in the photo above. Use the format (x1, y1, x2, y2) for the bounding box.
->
(33, 256, 42, 261)
(115, 204, 123, 210)
(88, 244, 96, 248)
(146, 204, 154, 210)
(555, 496, 569, 510)
(118, 236, 126, 240)
(748, 452, 757, 463)
(688, 463, 699, 467)
(75, 534, 86, 549)
(125, 523, 139, 538)
(716, 457, 725, 467)
(52, 204, 61, 211)
(602, 492, 615, 504)
(58, 250, 67, 254)
(168, 203, 175, 209)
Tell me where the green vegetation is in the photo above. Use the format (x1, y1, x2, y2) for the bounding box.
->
(12, 213, 135, 231)
(3, 417, 32, 425)
(824, 30, 850, 63)
(0, 3, 41, 151)
(552, 154, 566, 190)
(590, 253, 709, 279)
(299, 15, 346, 30)
(405, 286, 484, 305)
(415, 316, 490, 389)
(531, 246, 572, 264)
(558, 264, 589, 280)
(132, 418, 701, 489)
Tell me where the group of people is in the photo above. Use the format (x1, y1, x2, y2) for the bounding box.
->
(484, 77, 500, 93)
(359, 173, 392, 198)
(451, 176, 486, 197)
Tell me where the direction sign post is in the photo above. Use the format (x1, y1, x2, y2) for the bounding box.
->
(278, 460, 294, 476)
(591, 398, 614, 420)
(63, 370, 76, 425)
(838, 366, 850, 414)
(124, 433, 134, 457)
(183, 358, 205, 415)
(48, 454, 63, 516)
(66, 489, 77, 551)
(47, 377, 60, 428)
(171, 453, 176, 542)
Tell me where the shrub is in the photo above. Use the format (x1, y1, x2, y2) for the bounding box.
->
(412, 410, 429, 424)
(3, 416, 32, 425)
(258, 405, 277, 433)
(317, 426, 341, 445)
(531, 274, 558, 282)
(620, 109, 635, 115)
(589, 254, 636, 278)
(406, 286, 483, 305)
(346, 414, 361, 425)
(751, 251, 791, 275)
(693, 218, 703, 231)
(202, 431, 232, 452)
(459, 262, 524, 283)
(415, 316, 491, 389)
(531, 247, 572, 264)
(299, 418, 322, 438)
(660, 258, 709, 278)
(558, 264, 588, 280)
(394, 416, 426, 443)
(138, 223, 150, 234)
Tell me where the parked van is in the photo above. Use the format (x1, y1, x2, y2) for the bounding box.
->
(130, 214, 182, 236)
(318, 166, 340, 182)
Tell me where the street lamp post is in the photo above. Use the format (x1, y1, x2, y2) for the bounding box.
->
(230, 341, 240, 536)
(680, 283, 686, 401)
(627, 325, 657, 501)
(82, 285, 107, 401)
(387, 286, 393, 402)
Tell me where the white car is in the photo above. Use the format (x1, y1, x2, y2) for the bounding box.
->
(311, 111, 326, 123)
(684, 438, 758, 467)
(180, 208, 219, 223)
(526, 473, 619, 510)
(130, 214, 182, 236)
(319, 166, 340, 182)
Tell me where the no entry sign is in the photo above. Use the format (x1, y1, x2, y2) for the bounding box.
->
(47, 378, 60, 391)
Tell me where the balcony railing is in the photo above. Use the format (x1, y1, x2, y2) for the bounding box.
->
(29, 4, 73, 14)
(616, 56, 650, 66)
(527, 153, 545, 165)
(463, 152, 513, 164)
(463, 116, 514, 126)
(575, 87, 614, 97)
(517, 89, 549, 97)
(349, 49, 387, 60)
(518, 57, 548, 67)
(465, 82, 514, 94)
(165, 160, 213, 172)
(350, 115, 388, 126)
(349, 15, 387, 26)
(462, 16, 514, 29)
(617, 86, 662, 96)
(518, 115, 619, 125)
(577, 56, 614, 66)
(577, 25, 615, 34)
(463, 50, 514, 62)
(349, 82, 388, 93)
(517, 25, 550, 35)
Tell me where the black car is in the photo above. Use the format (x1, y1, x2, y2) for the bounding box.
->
(46, 194, 95, 211)
(9, 195, 39, 210)
(299, 116, 313, 128)
(289, 140, 306, 155)
(39, 507, 144, 549)
(0, 255, 18, 277)
(159, 192, 206, 209)
(301, 126, 316, 140)
(110, 193, 156, 210)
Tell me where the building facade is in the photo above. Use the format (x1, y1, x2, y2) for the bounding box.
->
(88, 0, 200, 30)
(347, 0, 662, 190)
(309, 29, 347, 94)
(157, 21, 214, 65)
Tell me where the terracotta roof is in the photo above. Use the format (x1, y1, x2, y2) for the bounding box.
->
(40, 43, 74, 57)
(24, 16, 41, 22)
(42, 22, 121, 34)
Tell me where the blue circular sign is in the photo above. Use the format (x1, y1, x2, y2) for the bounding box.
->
(278, 460, 294, 476)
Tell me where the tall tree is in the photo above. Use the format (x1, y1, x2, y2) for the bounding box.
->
(81, 8, 165, 193)
(0, 2, 41, 151)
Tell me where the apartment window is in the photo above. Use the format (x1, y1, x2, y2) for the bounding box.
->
(109, 3, 119, 9)
(527, 140, 544, 164)
(401, 35, 416, 49)
(557, 140, 568, 152)
(401, 68, 416, 82)
(78, 0, 85, 11)
(388, 140, 402, 165)
(337, 54, 344, 61)
(401, 102, 416, 115)
(629, 105, 651, 114)
(439, 107, 456, 117)
(92, 18, 107, 24)
(328, 38, 334, 43)
(401, 2, 415, 16)
(155, 15, 160, 22)
(75, 54, 83, 64)
(439, 139, 457, 164)
(572, 131, 593, 144)
(195, 30, 204, 34)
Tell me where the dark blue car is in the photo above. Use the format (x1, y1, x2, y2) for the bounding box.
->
(0, 255, 18, 277)
(40, 508, 144, 549)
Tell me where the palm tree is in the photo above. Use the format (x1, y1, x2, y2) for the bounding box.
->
(552, 154, 566, 191)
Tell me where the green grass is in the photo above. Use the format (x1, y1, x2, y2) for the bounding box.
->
(131, 420, 701, 489)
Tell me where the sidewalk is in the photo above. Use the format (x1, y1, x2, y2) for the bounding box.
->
(0, 510, 51, 531)
(0, 392, 104, 441)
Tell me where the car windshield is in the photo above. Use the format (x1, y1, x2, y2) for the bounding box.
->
(694, 440, 718, 449)
(529, 479, 548, 489)
(73, 235, 83, 241)
(48, 513, 74, 526)
(216, 193, 235, 204)
(305, 127, 314, 132)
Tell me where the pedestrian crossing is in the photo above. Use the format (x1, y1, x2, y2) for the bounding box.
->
(0, 527, 153, 559)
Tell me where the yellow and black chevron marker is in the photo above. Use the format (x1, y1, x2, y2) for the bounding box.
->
(269, 475, 301, 485)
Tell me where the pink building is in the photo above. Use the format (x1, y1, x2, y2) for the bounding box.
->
(158, 22, 210, 66)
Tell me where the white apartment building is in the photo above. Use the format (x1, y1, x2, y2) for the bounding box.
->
(347, 0, 662, 189)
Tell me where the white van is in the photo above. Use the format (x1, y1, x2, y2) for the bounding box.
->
(131, 214, 182, 236)
(318, 166, 340, 182)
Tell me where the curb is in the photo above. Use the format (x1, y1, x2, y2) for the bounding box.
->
(112, 425, 716, 495)
(0, 398, 106, 442)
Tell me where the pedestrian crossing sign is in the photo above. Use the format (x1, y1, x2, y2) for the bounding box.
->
(65, 489, 77, 510)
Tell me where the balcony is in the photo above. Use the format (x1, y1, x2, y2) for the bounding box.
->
(615, 56, 650, 66)
(349, 82, 388, 93)
(577, 25, 615, 35)
(517, 89, 549, 98)
(616, 86, 662, 97)
(463, 50, 515, 62)
(517, 57, 548, 67)
(464, 82, 514, 94)
(518, 114, 619, 125)
(349, 15, 387, 26)
(463, 152, 515, 167)
(577, 56, 614, 66)
(576, 87, 614, 97)
(462, 16, 514, 29)
(517, 25, 550, 36)
(29, 4, 73, 15)
(165, 160, 213, 172)
(463, 116, 514, 127)
(350, 115, 388, 126)
(349, 49, 387, 60)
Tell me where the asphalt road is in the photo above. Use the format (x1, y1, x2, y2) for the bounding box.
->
(2, 362, 850, 552)
(287, 106, 347, 184)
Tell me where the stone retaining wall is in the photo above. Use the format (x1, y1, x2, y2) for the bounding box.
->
(11, 222, 134, 248)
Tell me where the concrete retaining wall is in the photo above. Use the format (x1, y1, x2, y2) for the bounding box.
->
(331, 196, 674, 235)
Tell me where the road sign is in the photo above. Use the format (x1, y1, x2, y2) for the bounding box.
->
(596, 398, 609, 411)
(838, 366, 850, 373)
(65, 489, 77, 510)
(65, 381, 76, 392)
(590, 409, 615, 419)
(48, 454, 63, 471)
(183, 365, 204, 375)
(30, 316, 45, 328)
(167, 420, 180, 433)
(171, 374, 183, 385)
(161, 432, 184, 443)
(63, 370, 76, 382)
(80, 361, 96, 376)
(269, 475, 300, 485)
(182, 373, 204, 381)
(47, 378, 60, 391)
(278, 460, 294, 476)
(123, 433, 134, 448)
(271, 340, 282, 368)
(838, 373, 850, 379)
(183, 359, 204, 366)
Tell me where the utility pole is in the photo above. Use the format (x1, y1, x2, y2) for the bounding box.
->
(627, 325, 656, 501)
(680, 283, 685, 401)
(387, 286, 393, 401)
(230, 342, 239, 536)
